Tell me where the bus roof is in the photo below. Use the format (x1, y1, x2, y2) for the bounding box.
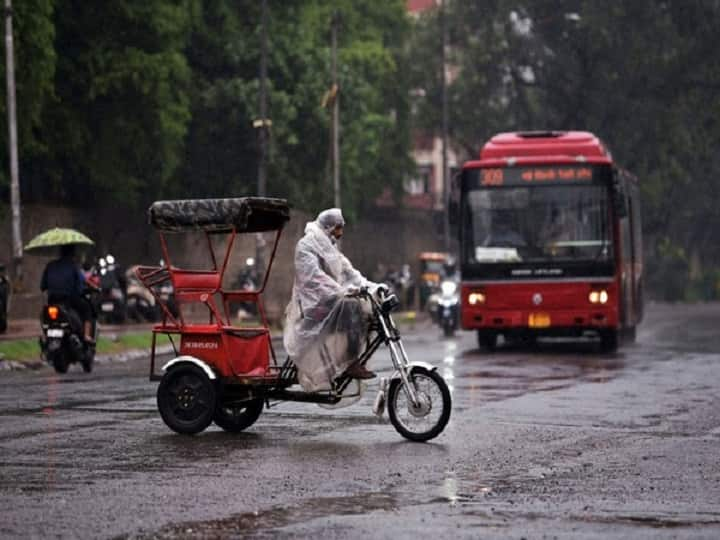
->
(463, 131, 613, 169)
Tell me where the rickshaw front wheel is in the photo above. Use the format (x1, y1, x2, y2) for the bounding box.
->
(213, 398, 264, 432)
(157, 364, 217, 435)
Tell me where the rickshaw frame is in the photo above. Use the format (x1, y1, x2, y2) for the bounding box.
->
(136, 197, 451, 440)
(135, 197, 369, 406)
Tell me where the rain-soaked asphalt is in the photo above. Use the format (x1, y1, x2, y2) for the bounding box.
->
(1, 302, 720, 539)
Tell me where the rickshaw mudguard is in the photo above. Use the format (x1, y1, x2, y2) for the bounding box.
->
(161, 356, 217, 380)
(390, 361, 437, 381)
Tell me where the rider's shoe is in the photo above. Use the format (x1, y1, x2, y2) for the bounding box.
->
(345, 363, 376, 380)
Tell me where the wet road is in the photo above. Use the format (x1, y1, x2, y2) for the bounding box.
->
(1, 302, 720, 539)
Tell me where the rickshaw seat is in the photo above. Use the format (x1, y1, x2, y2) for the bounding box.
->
(170, 269, 221, 292)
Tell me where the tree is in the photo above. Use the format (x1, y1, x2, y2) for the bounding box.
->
(175, 0, 414, 219)
(409, 0, 720, 298)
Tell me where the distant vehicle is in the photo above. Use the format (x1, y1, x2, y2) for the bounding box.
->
(452, 131, 643, 352)
(96, 254, 127, 324)
(436, 278, 460, 337)
(126, 265, 158, 322)
(418, 251, 449, 310)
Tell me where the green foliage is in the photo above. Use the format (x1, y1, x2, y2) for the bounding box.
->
(0, 0, 56, 189)
(1, 0, 412, 219)
(410, 0, 720, 300)
(174, 0, 413, 219)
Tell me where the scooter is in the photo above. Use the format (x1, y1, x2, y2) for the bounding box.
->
(39, 295, 98, 374)
(126, 265, 158, 322)
(436, 279, 460, 337)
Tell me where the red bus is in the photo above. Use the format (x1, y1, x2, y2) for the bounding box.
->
(452, 131, 642, 352)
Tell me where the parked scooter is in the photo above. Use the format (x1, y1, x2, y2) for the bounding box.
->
(39, 288, 98, 374)
(436, 278, 460, 337)
(153, 260, 179, 319)
(0, 263, 9, 333)
(126, 265, 158, 322)
(96, 254, 127, 323)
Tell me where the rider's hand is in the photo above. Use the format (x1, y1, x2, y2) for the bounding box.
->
(346, 285, 360, 296)
(376, 283, 390, 295)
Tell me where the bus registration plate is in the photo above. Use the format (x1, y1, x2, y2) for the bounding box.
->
(529, 312, 551, 328)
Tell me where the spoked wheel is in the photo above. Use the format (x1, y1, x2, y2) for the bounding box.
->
(387, 367, 451, 442)
(157, 364, 217, 434)
(213, 399, 264, 432)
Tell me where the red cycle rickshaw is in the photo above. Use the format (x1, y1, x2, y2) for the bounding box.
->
(136, 197, 451, 442)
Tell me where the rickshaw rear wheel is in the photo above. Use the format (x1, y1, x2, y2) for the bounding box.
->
(157, 364, 217, 435)
(213, 398, 264, 432)
(387, 366, 451, 442)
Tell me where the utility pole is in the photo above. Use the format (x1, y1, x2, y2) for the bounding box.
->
(257, 0, 268, 198)
(330, 11, 341, 208)
(4, 0, 21, 284)
(254, 0, 270, 282)
(440, 0, 450, 252)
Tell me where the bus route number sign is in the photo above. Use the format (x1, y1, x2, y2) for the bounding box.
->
(481, 166, 594, 186)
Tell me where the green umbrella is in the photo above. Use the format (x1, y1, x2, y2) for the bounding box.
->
(24, 227, 94, 256)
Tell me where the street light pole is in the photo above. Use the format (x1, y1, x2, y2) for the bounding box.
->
(4, 0, 22, 284)
(440, 0, 450, 252)
(255, 0, 270, 281)
(257, 0, 268, 198)
(330, 11, 340, 208)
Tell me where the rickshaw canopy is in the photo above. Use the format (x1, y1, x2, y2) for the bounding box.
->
(148, 197, 290, 233)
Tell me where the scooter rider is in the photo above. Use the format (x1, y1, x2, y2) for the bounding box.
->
(284, 208, 386, 391)
(40, 244, 94, 343)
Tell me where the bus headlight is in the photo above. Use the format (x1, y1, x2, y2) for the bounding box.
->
(468, 292, 486, 305)
(588, 290, 609, 304)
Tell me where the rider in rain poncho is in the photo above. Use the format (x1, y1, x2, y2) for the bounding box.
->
(284, 209, 382, 391)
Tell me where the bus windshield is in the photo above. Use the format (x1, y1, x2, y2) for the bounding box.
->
(463, 184, 612, 265)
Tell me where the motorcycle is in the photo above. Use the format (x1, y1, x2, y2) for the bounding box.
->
(436, 279, 460, 337)
(39, 291, 98, 374)
(96, 254, 127, 324)
(0, 263, 9, 333)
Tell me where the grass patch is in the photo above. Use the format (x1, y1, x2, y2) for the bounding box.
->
(0, 332, 174, 363)
(95, 332, 173, 355)
(0, 338, 41, 362)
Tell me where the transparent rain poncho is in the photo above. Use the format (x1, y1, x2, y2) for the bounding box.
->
(283, 210, 379, 391)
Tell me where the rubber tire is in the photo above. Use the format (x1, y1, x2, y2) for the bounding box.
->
(477, 331, 497, 351)
(442, 323, 455, 338)
(49, 350, 69, 374)
(157, 364, 217, 435)
(387, 367, 452, 442)
(213, 399, 264, 432)
(600, 329, 619, 353)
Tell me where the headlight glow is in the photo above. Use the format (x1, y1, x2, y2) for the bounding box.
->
(441, 281, 457, 296)
(589, 290, 609, 304)
(468, 292, 486, 305)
